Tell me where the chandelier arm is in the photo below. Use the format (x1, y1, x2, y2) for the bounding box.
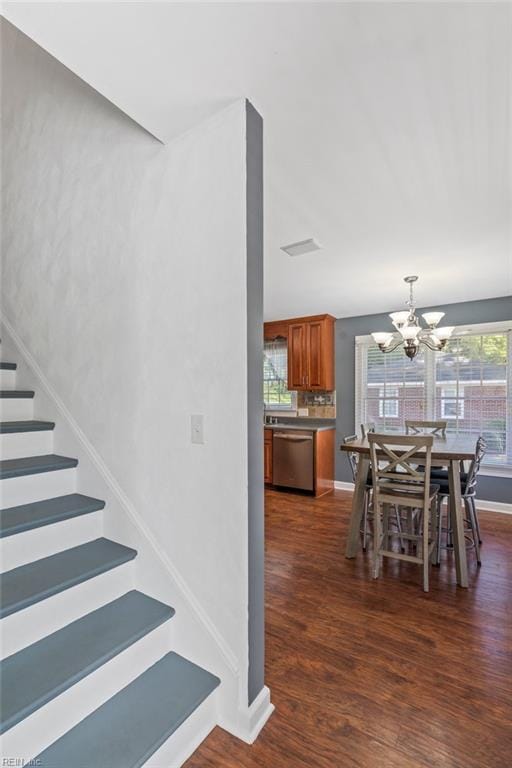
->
(378, 338, 404, 354)
(419, 336, 444, 352)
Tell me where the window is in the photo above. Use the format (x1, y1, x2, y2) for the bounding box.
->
(379, 387, 399, 418)
(263, 338, 294, 410)
(355, 322, 511, 471)
(358, 342, 427, 431)
(441, 387, 464, 419)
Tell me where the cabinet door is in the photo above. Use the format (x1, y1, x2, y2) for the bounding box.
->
(306, 321, 324, 389)
(264, 431, 273, 484)
(288, 323, 307, 390)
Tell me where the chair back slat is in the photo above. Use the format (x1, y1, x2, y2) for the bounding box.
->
(405, 419, 447, 437)
(368, 433, 433, 507)
(465, 436, 487, 495)
(361, 422, 376, 439)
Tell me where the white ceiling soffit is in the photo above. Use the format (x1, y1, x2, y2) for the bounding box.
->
(3, 2, 511, 320)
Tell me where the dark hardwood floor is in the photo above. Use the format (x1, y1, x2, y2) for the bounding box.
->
(186, 489, 512, 767)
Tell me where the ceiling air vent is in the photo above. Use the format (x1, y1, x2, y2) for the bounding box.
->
(280, 238, 321, 257)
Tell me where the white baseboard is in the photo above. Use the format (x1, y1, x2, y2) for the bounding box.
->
(475, 500, 512, 515)
(219, 685, 274, 745)
(334, 480, 355, 492)
(334, 481, 511, 514)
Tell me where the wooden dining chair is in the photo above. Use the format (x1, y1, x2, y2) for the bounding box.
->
(343, 435, 405, 554)
(360, 422, 376, 439)
(405, 420, 447, 438)
(435, 436, 487, 565)
(368, 433, 440, 592)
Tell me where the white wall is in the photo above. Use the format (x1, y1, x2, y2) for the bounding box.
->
(1, 19, 252, 712)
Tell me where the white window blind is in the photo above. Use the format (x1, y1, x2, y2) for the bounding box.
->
(263, 338, 293, 409)
(355, 321, 511, 471)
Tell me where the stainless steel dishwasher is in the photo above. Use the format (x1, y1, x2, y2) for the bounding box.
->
(272, 430, 314, 491)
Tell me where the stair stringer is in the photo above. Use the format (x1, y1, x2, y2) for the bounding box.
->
(0, 316, 273, 745)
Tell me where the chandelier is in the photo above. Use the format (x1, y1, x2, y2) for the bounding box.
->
(371, 276, 453, 360)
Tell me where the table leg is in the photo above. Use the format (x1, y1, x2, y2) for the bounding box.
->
(346, 455, 370, 558)
(448, 459, 468, 588)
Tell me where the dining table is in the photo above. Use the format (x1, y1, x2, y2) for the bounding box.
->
(339, 434, 478, 587)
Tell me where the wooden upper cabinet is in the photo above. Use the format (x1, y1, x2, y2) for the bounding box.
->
(288, 322, 307, 389)
(264, 320, 289, 342)
(264, 313, 335, 392)
(307, 320, 324, 389)
(288, 315, 335, 391)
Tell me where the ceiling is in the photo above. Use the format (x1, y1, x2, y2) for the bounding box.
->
(3, 2, 512, 320)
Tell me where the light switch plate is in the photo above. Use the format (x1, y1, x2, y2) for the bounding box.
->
(191, 414, 204, 444)
(298, 408, 309, 417)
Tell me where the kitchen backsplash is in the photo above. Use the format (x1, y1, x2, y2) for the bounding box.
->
(297, 391, 336, 419)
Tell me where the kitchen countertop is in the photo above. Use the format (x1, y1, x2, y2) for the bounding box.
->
(263, 420, 335, 433)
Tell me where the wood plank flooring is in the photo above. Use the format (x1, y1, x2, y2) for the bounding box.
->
(185, 489, 512, 767)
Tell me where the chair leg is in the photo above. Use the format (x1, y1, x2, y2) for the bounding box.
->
(362, 492, 368, 552)
(382, 503, 390, 551)
(446, 499, 453, 550)
(466, 497, 481, 565)
(430, 498, 438, 565)
(471, 496, 483, 545)
(407, 509, 416, 555)
(394, 505, 405, 552)
(373, 502, 382, 579)
(422, 502, 430, 592)
(436, 497, 444, 566)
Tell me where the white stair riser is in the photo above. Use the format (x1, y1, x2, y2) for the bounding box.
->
(0, 512, 103, 571)
(0, 430, 54, 460)
(0, 398, 34, 420)
(0, 561, 134, 659)
(0, 370, 17, 388)
(0, 467, 77, 507)
(146, 691, 218, 768)
(0, 621, 174, 760)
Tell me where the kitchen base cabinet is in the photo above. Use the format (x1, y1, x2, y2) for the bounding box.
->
(314, 429, 335, 497)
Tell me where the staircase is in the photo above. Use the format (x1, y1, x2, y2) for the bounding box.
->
(0, 358, 220, 766)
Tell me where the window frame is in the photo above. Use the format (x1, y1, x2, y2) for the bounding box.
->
(355, 320, 512, 477)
